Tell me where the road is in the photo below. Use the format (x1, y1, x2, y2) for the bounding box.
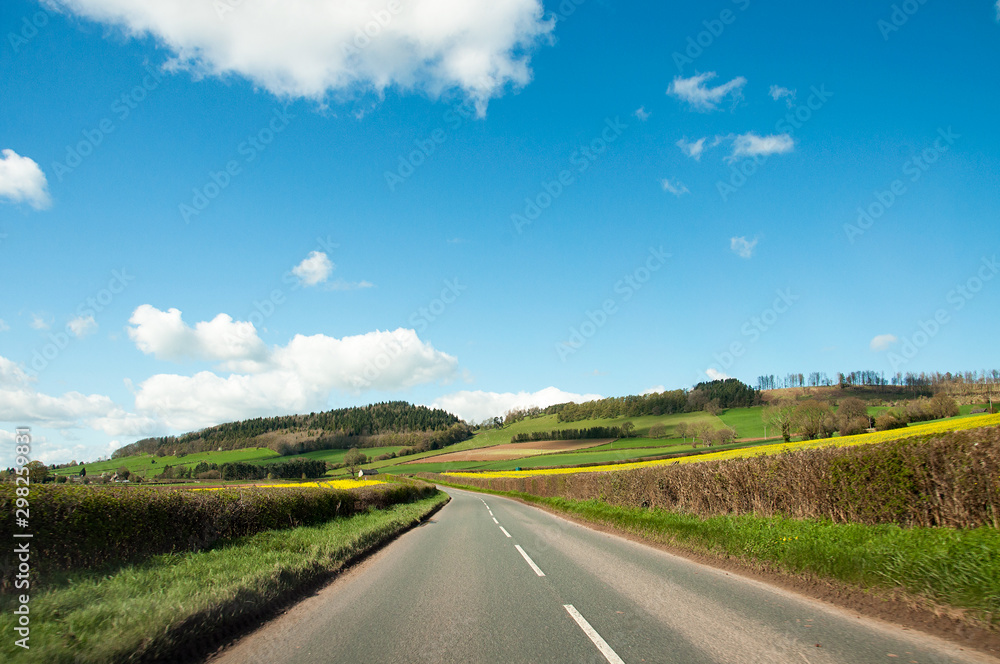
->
(211, 487, 996, 664)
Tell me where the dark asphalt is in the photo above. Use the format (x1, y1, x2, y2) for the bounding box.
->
(211, 487, 996, 664)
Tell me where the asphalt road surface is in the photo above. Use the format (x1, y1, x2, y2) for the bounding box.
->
(211, 487, 996, 664)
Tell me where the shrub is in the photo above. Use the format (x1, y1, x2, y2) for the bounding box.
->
(875, 411, 907, 431)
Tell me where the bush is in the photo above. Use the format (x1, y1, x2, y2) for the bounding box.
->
(0, 482, 437, 583)
(875, 410, 907, 431)
(196, 470, 221, 480)
(435, 427, 1000, 529)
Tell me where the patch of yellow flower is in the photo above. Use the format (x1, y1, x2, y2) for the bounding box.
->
(443, 413, 1000, 480)
(194, 479, 385, 491)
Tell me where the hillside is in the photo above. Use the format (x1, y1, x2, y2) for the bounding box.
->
(111, 401, 469, 459)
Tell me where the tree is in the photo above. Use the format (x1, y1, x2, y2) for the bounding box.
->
(620, 421, 636, 438)
(116, 466, 131, 481)
(344, 448, 367, 475)
(762, 399, 797, 441)
(79, 465, 87, 477)
(674, 422, 689, 442)
(648, 424, 666, 439)
(24, 461, 49, 484)
(795, 400, 832, 440)
(836, 397, 869, 436)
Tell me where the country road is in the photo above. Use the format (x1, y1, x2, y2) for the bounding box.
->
(210, 487, 996, 664)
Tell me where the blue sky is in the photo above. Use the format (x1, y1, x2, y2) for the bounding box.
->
(1, 0, 998, 466)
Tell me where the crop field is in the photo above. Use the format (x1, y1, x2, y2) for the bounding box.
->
(444, 413, 1000, 479)
(402, 439, 611, 464)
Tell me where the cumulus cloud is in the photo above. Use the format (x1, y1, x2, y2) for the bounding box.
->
(633, 106, 650, 121)
(730, 236, 758, 259)
(0, 319, 8, 332)
(676, 136, 706, 161)
(68, 314, 98, 338)
(0, 384, 118, 429)
(705, 368, 730, 381)
(667, 72, 745, 111)
(870, 334, 898, 351)
(30, 314, 50, 330)
(52, 0, 555, 116)
(640, 385, 666, 395)
(0, 149, 51, 209)
(126, 306, 458, 430)
(431, 386, 602, 423)
(661, 178, 690, 197)
(292, 251, 334, 286)
(728, 132, 794, 160)
(768, 84, 796, 108)
(127, 305, 269, 367)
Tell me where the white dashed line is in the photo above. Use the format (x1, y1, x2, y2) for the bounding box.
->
(563, 605, 625, 664)
(492, 517, 499, 524)
(514, 545, 545, 577)
(499, 526, 511, 538)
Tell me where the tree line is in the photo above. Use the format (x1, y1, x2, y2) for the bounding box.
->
(509, 426, 631, 444)
(756, 369, 1000, 390)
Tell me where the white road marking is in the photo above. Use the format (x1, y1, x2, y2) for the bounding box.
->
(499, 526, 511, 538)
(492, 517, 499, 524)
(514, 545, 545, 577)
(563, 605, 625, 664)
(488, 510, 493, 516)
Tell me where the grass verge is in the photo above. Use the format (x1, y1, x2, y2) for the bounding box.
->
(0, 492, 448, 663)
(435, 479, 999, 626)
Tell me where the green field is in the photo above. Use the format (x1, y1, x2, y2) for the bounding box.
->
(50, 447, 280, 479)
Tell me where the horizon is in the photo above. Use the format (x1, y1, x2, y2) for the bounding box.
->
(2, 1, 999, 468)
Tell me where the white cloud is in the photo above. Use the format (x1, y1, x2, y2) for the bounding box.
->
(0, 356, 31, 389)
(327, 278, 375, 291)
(633, 106, 650, 121)
(870, 334, 898, 351)
(676, 137, 706, 161)
(53, 0, 555, 116)
(0, 319, 8, 332)
(292, 250, 334, 286)
(0, 385, 118, 429)
(641, 385, 666, 395)
(661, 178, 690, 197)
(730, 236, 758, 259)
(68, 314, 98, 338)
(768, 84, 796, 108)
(129, 320, 458, 430)
(30, 314, 50, 330)
(127, 305, 269, 367)
(705, 368, 730, 381)
(431, 386, 601, 423)
(728, 132, 794, 160)
(0, 149, 51, 209)
(667, 72, 746, 111)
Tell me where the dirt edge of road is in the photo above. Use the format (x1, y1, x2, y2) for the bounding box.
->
(476, 490, 1000, 660)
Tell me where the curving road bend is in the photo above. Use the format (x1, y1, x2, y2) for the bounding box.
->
(210, 487, 996, 664)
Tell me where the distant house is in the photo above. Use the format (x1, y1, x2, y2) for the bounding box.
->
(358, 469, 379, 478)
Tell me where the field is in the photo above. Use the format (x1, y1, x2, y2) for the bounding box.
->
(443, 412, 1000, 479)
(402, 439, 611, 463)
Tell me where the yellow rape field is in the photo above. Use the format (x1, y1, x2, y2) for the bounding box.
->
(444, 413, 1000, 480)
(194, 479, 385, 491)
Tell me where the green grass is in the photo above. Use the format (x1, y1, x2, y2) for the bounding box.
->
(254, 446, 408, 467)
(50, 447, 280, 479)
(436, 481, 1000, 625)
(0, 492, 448, 663)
